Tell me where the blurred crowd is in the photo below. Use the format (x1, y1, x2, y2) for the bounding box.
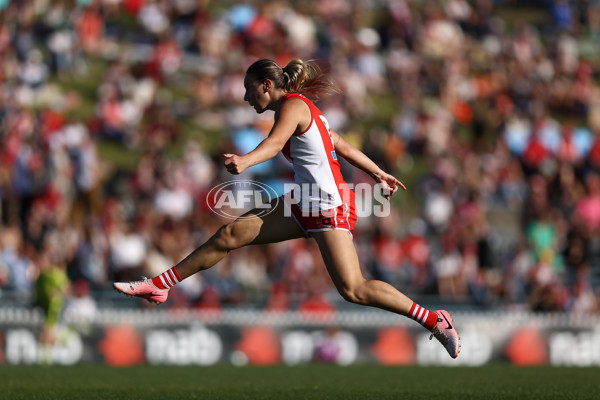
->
(1, 0, 600, 322)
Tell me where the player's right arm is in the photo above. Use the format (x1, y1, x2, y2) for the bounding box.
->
(224, 99, 307, 174)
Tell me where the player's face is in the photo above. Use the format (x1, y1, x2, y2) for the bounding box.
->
(243, 75, 269, 113)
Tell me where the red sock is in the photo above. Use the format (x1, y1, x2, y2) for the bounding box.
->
(152, 267, 182, 290)
(408, 303, 438, 331)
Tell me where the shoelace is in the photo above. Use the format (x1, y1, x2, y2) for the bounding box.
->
(129, 277, 150, 289)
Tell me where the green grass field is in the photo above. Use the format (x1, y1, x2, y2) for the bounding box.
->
(1, 365, 599, 400)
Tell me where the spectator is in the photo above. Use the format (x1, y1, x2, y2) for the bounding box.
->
(575, 172, 600, 234)
(298, 276, 335, 318)
(62, 279, 98, 326)
(35, 248, 69, 345)
(108, 218, 147, 282)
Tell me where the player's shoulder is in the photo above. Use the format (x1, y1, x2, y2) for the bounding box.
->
(282, 93, 309, 105)
(279, 94, 311, 114)
(276, 94, 313, 132)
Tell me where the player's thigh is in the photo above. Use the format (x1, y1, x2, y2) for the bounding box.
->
(311, 229, 364, 289)
(234, 196, 306, 246)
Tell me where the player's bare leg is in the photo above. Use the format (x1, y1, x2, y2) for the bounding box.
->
(311, 229, 414, 313)
(173, 199, 305, 278)
(113, 198, 305, 303)
(312, 229, 460, 358)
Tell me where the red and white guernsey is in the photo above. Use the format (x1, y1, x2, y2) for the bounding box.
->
(280, 93, 354, 214)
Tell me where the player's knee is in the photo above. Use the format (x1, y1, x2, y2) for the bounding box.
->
(338, 285, 366, 305)
(215, 221, 253, 250)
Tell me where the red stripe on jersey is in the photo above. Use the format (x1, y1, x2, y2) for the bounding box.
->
(311, 103, 354, 205)
(282, 93, 353, 204)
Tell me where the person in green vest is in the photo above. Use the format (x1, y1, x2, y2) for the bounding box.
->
(35, 249, 69, 346)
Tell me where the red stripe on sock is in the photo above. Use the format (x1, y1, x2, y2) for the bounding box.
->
(409, 303, 438, 331)
(424, 310, 439, 331)
(409, 302, 418, 317)
(152, 275, 167, 289)
(151, 267, 182, 290)
(170, 266, 182, 281)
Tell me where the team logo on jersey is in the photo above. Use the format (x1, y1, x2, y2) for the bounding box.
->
(331, 150, 337, 160)
(206, 180, 279, 220)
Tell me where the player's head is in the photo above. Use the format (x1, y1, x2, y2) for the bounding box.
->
(244, 58, 339, 105)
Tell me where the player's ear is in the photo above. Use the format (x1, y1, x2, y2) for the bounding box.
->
(263, 79, 271, 92)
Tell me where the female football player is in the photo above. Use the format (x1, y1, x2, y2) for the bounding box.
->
(114, 58, 460, 358)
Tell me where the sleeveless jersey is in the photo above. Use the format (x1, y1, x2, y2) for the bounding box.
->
(280, 93, 354, 212)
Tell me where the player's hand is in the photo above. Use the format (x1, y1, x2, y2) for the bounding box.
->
(223, 154, 248, 175)
(375, 171, 406, 201)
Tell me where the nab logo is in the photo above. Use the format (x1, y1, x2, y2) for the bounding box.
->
(331, 150, 337, 160)
(207, 180, 279, 220)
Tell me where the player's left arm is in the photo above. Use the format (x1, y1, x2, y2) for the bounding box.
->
(331, 130, 406, 199)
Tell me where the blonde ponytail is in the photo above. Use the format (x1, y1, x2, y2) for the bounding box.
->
(246, 58, 339, 100)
